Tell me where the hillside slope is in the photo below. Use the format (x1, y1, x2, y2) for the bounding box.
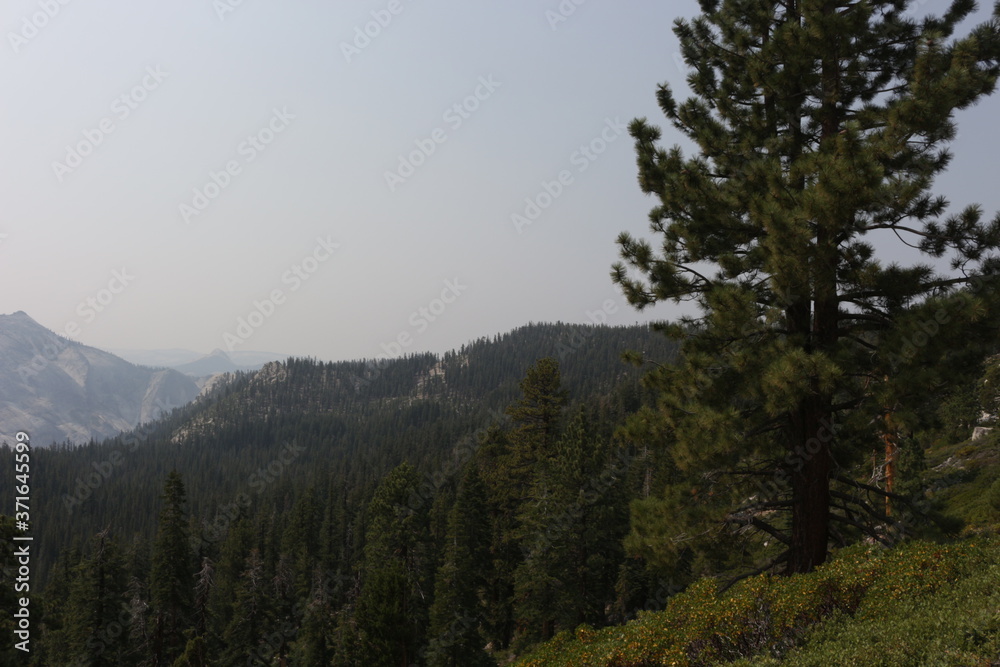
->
(514, 419, 1000, 666)
(515, 538, 1000, 666)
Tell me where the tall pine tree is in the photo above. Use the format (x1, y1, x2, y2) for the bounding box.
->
(221, 548, 272, 667)
(65, 528, 129, 666)
(513, 409, 628, 646)
(354, 462, 431, 667)
(479, 358, 567, 649)
(149, 470, 194, 664)
(426, 465, 492, 667)
(613, 0, 1000, 573)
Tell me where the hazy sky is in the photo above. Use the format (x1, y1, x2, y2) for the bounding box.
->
(2, 1, 998, 362)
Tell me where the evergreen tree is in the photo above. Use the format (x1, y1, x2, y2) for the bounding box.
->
(149, 470, 194, 664)
(511, 473, 562, 646)
(220, 549, 272, 667)
(476, 424, 520, 651)
(184, 555, 214, 664)
(505, 358, 567, 481)
(329, 610, 364, 667)
(320, 480, 354, 587)
(613, 0, 1000, 573)
(479, 359, 568, 650)
(125, 570, 153, 665)
(354, 462, 431, 667)
(65, 528, 129, 666)
(267, 551, 297, 664)
(172, 635, 209, 667)
(31, 541, 82, 665)
(282, 487, 321, 600)
(205, 515, 255, 646)
(514, 410, 628, 646)
(426, 465, 492, 667)
(289, 568, 336, 666)
(558, 411, 629, 628)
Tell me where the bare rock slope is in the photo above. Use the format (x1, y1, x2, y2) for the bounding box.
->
(0, 312, 200, 446)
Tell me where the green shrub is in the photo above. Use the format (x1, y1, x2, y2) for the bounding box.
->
(514, 539, 1000, 667)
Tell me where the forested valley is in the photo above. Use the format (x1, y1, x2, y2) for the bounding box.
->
(1, 323, 687, 666)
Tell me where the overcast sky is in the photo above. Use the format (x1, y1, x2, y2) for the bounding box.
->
(2, 1, 998, 363)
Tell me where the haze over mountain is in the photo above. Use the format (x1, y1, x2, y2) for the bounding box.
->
(109, 348, 286, 374)
(0, 312, 201, 446)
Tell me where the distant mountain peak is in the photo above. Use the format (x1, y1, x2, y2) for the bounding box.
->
(0, 311, 77, 351)
(1, 310, 46, 329)
(0, 312, 200, 446)
(111, 348, 285, 374)
(171, 349, 239, 378)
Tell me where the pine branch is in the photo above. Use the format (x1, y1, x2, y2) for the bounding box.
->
(828, 511, 894, 547)
(724, 514, 791, 546)
(718, 550, 790, 594)
(732, 499, 793, 513)
(830, 490, 893, 525)
(834, 474, 910, 501)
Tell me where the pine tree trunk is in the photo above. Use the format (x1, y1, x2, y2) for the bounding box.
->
(787, 395, 832, 574)
(784, 278, 834, 573)
(789, 242, 838, 573)
(785, 4, 841, 575)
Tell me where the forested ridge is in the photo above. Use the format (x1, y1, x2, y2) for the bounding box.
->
(0, 322, 683, 666)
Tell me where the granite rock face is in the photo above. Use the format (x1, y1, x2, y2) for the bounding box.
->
(0, 312, 200, 447)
